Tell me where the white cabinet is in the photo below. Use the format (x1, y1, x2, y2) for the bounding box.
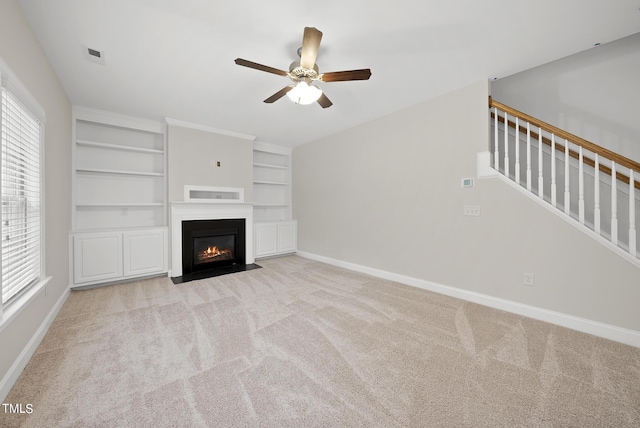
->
(254, 221, 297, 258)
(277, 221, 297, 253)
(255, 223, 278, 256)
(71, 228, 167, 287)
(71, 107, 168, 287)
(73, 232, 123, 284)
(123, 229, 166, 277)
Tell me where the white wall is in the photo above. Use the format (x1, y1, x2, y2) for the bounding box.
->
(0, 0, 72, 388)
(292, 80, 640, 333)
(491, 32, 640, 163)
(167, 124, 253, 202)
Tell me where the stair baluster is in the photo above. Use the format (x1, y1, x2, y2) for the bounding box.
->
(611, 161, 618, 245)
(578, 146, 585, 224)
(526, 123, 532, 191)
(630, 170, 636, 255)
(551, 134, 557, 208)
(537, 127, 543, 199)
(494, 107, 499, 170)
(504, 110, 509, 179)
(564, 139, 570, 215)
(594, 154, 601, 234)
(515, 117, 520, 185)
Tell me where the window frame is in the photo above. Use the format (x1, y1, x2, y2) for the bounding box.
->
(0, 57, 47, 325)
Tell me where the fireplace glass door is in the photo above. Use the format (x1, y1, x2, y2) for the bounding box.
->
(181, 219, 246, 275)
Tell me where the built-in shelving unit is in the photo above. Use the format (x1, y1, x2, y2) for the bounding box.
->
(72, 107, 166, 231)
(70, 107, 168, 287)
(252, 142, 297, 258)
(253, 142, 292, 222)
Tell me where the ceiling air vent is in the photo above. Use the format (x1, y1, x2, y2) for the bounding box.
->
(87, 48, 101, 58)
(82, 44, 106, 65)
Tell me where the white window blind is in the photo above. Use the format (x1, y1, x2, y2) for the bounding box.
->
(1, 65, 43, 305)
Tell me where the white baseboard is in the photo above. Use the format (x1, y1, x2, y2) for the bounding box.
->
(0, 286, 70, 402)
(296, 251, 640, 348)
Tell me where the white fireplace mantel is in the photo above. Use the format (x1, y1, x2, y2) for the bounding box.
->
(170, 202, 254, 277)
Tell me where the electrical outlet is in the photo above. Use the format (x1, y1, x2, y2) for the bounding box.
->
(463, 205, 481, 216)
(523, 273, 535, 286)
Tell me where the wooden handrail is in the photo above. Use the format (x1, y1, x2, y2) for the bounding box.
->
(489, 97, 640, 177)
(491, 112, 640, 190)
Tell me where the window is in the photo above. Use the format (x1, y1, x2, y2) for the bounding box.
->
(0, 59, 45, 307)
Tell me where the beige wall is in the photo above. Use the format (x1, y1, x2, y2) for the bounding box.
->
(0, 0, 71, 382)
(167, 125, 253, 202)
(292, 80, 640, 331)
(491, 32, 640, 162)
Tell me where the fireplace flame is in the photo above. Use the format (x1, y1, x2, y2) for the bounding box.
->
(197, 246, 232, 263)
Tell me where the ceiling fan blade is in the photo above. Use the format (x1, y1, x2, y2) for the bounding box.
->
(300, 27, 323, 70)
(319, 69, 372, 82)
(235, 58, 288, 77)
(264, 86, 293, 103)
(317, 93, 333, 108)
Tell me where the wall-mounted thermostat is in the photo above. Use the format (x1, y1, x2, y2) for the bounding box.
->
(461, 178, 474, 188)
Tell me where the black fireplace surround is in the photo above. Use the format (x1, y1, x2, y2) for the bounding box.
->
(181, 219, 246, 275)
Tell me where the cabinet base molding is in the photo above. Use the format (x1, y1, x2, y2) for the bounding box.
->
(70, 272, 168, 291)
(254, 252, 296, 261)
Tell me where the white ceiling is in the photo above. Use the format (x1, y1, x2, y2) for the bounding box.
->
(18, 0, 640, 147)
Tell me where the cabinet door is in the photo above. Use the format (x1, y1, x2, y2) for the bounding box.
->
(73, 233, 122, 284)
(277, 222, 297, 253)
(123, 229, 166, 277)
(255, 223, 278, 257)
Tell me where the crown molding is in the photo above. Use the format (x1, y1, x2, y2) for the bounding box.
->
(165, 118, 256, 141)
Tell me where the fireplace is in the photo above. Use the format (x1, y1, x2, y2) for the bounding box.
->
(181, 219, 246, 276)
(170, 198, 256, 281)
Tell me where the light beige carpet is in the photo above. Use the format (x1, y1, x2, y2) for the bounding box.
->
(2, 255, 639, 427)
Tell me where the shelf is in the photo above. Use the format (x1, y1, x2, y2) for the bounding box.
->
(76, 168, 164, 177)
(254, 148, 288, 155)
(72, 108, 167, 275)
(253, 162, 288, 170)
(72, 226, 168, 236)
(253, 180, 288, 186)
(253, 144, 291, 223)
(76, 203, 165, 208)
(76, 139, 164, 154)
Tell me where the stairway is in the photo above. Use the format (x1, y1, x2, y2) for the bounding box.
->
(482, 97, 639, 267)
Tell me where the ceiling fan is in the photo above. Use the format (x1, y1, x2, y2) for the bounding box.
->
(234, 27, 372, 108)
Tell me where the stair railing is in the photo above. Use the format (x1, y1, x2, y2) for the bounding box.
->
(489, 97, 639, 262)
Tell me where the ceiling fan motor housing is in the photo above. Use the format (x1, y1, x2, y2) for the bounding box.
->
(288, 60, 319, 83)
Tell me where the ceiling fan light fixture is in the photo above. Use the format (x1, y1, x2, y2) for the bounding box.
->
(235, 27, 371, 108)
(286, 81, 322, 105)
